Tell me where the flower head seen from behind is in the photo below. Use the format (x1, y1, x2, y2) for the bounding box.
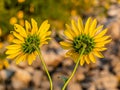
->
(60, 17, 111, 66)
(6, 18, 51, 65)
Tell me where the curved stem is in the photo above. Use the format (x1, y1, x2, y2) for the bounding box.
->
(35, 47, 53, 90)
(62, 44, 86, 90)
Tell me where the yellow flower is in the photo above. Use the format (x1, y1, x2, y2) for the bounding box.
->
(9, 17, 17, 25)
(17, 11, 24, 19)
(6, 18, 51, 65)
(60, 17, 111, 66)
(7, 34, 14, 43)
(17, 0, 25, 3)
(0, 56, 9, 70)
(0, 60, 9, 70)
(0, 42, 3, 49)
(0, 28, 2, 37)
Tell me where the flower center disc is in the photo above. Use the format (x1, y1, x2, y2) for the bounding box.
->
(22, 35, 40, 54)
(73, 34, 95, 55)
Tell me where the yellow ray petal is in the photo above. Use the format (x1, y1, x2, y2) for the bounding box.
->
(40, 37, 51, 43)
(6, 52, 21, 59)
(25, 20, 31, 34)
(15, 53, 26, 64)
(71, 20, 80, 36)
(12, 39, 24, 44)
(27, 53, 36, 65)
(102, 39, 112, 44)
(39, 24, 50, 36)
(31, 18, 38, 34)
(65, 24, 76, 39)
(60, 41, 73, 49)
(6, 44, 21, 49)
(93, 51, 104, 58)
(89, 19, 97, 36)
(78, 17, 84, 33)
(84, 17, 92, 34)
(13, 32, 24, 41)
(22, 54, 27, 61)
(85, 55, 90, 64)
(39, 41, 48, 47)
(80, 56, 85, 66)
(84, 55, 90, 64)
(91, 25, 103, 37)
(94, 36, 110, 42)
(95, 39, 111, 47)
(66, 50, 79, 61)
(89, 52, 96, 63)
(38, 20, 48, 34)
(6, 49, 21, 54)
(64, 30, 74, 40)
(14, 24, 27, 38)
(73, 54, 79, 63)
(95, 42, 105, 47)
(94, 47, 107, 51)
(40, 31, 51, 40)
(94, 28, 108, 39)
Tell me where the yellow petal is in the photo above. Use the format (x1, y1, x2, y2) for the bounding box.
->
(71, 20, 80, 36)
(40, 37, 51, 43)
(39, 24, 50, 36)
(73, 54, 79, 63)
(12, 39, 24, 44)
(15, 54, 26, 64)
(95, 39, 111, 47)
(6, 52, 21, 59)
(84, 17, 92, 34)
(94, 28, 108, 39)
(91, 25, 103, 37)
(25, 20, 31, 34)
(40, 31, 51, 40)
(80, 56, 85, 66)
(89, 19, 97, 36)
(6, 44, 21, 49)
(94, 36, 110, 42)
(22, 54, 27, 61)
(39, 41, 48, 47)
(14, 24, 27, 38)
(27, 53, 36, 65)
(64, 30, 74, 40)
(38, 20, 48, 34)
(31, 18, 38, 34)
(89, 52, 96, 63)
(66, 49, 79, 61)
(102, 39, 112, 44)
(93, 51, 104, 58)
(66, 49, 75, 57)
(13, 32, 24, 41)
(84, 55, 90, 64)
(60, 41, 73, 49)
(78, 17, 84, 33)
(95, 42, 105, 47)
(6, 49, 21, 54)
(94, 47, 107, 51)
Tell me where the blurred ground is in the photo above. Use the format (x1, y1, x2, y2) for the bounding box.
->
(0, 0, 120, 90)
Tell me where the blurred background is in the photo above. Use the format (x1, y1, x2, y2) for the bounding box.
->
(0, 0, 120, 90)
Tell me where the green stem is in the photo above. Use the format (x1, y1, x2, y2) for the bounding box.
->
(35, 47, 53, 90)
(62, 44, 86, 90)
